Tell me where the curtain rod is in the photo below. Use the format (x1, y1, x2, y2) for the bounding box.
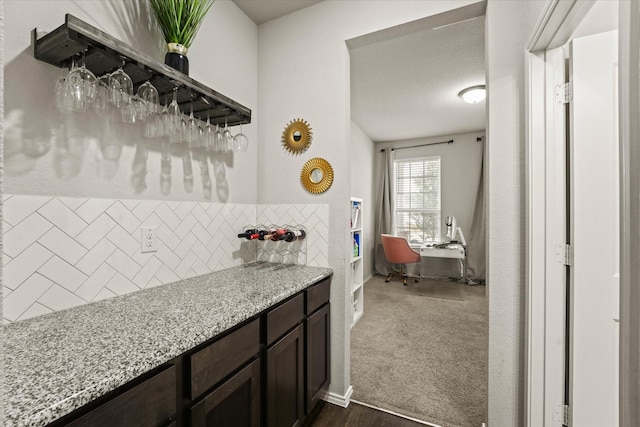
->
(379, 139, 454, 152)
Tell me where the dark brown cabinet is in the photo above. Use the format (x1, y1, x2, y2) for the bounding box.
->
(51, 276, 331, 427)
(304, 277, 331, 417)
(267, 324, 305, 427)
(265, 277, 331, 427)
(190, 359, 261, 427)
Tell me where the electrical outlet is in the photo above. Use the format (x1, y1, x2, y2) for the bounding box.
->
(141, 226, 158, 253)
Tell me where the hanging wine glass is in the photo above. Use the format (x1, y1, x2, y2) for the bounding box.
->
(59, 57, 80, 111)
(136, 81, 159, 120)
(159, 93, 171, 137)
(108, 66, 133, 107)
(214, 124, 224, 152)
(197, 120, 206, 149)
(109, 66, 134, 123)
(145, 92, 161, 139)
(222, 120, 234, 152)
(91, 73, 110, 113)
(234, 124, 249, 152)
(167, 88, 181, 134)
(204, 112, 214, 151)
(76, 52, 97, 104)
(54, 63, 69, 111)
(62, 54, 97, 112)
(187, 101, 198, 148)
(172, 113, 188, 144)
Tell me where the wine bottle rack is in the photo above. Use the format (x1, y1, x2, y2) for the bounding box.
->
(239, 224, 307, 266)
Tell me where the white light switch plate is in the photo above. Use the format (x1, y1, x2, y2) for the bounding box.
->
(141, 226, 158, 253)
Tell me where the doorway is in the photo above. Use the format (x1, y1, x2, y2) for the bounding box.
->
(346, 4, 488, 426)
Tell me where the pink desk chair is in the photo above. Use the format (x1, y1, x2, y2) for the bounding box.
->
(380, 234, 421, 286)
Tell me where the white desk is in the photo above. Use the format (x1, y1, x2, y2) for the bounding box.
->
(420, 243, 466, 281)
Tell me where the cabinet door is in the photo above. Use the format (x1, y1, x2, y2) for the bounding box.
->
(306, 304, 330, 415)
(190, 359, 260, 427)
(66, 365, 176, 427)
(267, 324, 304, 427)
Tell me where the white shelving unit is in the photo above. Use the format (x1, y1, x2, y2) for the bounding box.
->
(350, 197, 364, 327)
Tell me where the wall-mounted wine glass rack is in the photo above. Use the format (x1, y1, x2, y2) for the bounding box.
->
(33, 14, 251, 126)
(239, 225, 307, 266)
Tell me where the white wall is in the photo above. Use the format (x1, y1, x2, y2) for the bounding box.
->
(4, 0, 258, 203)
(1, 0, 5, 324)
(486, 0, 547, 425)
(257, 0, 481, 401)
(1, 0, 262, 321)
(350, 121, 375, 280)
(376, 131, 485, 278)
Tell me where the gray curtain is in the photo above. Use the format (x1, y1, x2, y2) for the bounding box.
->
(374, 149, 395, 275)
(465, 141, 486, 283)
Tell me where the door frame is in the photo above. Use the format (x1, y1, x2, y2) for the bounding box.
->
(526, 1, 640, 426)
(525, 42, 567, 427)
(617, 1, 640, 425)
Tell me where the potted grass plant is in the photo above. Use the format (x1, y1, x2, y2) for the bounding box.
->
(150, 0, 215, 75)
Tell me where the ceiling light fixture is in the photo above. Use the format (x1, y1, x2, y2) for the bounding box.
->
(458, 85, 486, 104)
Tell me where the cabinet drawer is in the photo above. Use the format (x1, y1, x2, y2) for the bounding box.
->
(305, 278, 331, 315)
(190, 318, 260, 399)
(66, 365, 176, 427)
(267, 293, 304, 346)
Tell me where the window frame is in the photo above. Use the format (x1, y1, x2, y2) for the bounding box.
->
(393, 155, 442, 246)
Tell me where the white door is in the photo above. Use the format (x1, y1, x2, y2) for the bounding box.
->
(569, 29, 620, 426)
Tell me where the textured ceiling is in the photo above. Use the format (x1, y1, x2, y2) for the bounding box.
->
(349, 6, 486, 142)
(232, 0, 323, 25)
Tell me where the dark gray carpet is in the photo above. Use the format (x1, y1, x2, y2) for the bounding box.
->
(350, 275, 488, 427)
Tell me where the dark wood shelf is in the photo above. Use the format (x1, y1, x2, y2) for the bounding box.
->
(34, 14, 251, 126)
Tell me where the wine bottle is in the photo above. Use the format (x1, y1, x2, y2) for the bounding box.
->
(257, 230, 273, 240)
(282, 231, 294, 242)
(282, 228, 306, 242)
(261, 229, 280, 241)
(271, 228, 287, 240)
(293, 229, 306, 240)
(237, 229, 257, 239)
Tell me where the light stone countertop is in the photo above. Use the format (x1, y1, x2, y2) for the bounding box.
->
(2, 263, 333, 427)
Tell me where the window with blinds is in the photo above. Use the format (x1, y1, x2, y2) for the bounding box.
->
(394, 157, 441, 244)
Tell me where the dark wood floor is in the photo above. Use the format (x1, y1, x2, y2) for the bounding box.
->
(306, 401, 428, 427)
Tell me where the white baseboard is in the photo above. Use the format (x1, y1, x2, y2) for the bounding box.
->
(363, 273, 373, 284)
(350, 399, 443, 427)
(322, 385, 353, 408)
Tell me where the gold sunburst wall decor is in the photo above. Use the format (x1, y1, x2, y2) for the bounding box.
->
(301, 158, 334, 194)
(282, 118, 313, 155)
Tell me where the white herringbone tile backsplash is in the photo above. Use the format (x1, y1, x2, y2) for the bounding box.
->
(2, 194, 329, 323)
